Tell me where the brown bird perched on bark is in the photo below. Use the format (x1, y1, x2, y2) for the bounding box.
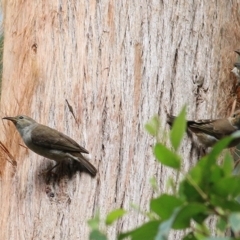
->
(3, 115, 97, 176)
(167, 110, 240, 148)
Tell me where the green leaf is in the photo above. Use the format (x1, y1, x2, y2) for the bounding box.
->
(105, 209, 126, 225)
(187, 161, 204, 184)
(208, 165, 223, 184)
(149, 177, 159, 192)
(166, 177, 176, 193)
(207, 137, 232, 165)
(155, 208, 181, 240)
(229, 212, 240, 233)
(150, 194, 183, 220)
(89, 230, 107, 240)
(216, 218, 228, 232)
(183, 232, 197, 240)
(173, 203, 208, 229)
(222, 152, 234, 177)
(179, 177, 203, 203)
(212, 176, 240, 198)
(183, 155, 232, 201)
(194, 158, 223, 189)
(194, 223, 210, 237)
(210, 196, 240, 212)
(88, 213, 100, 230)
(118, 221, 160, 240)
(170, 106, 187, 151)
(145, 116, 160, 136)
(154, 143, 181, 169)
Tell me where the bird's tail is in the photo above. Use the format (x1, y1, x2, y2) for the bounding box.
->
(72, 153, 97, 177)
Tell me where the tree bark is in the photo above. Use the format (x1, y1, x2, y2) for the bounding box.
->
(0, 1, 240, 239)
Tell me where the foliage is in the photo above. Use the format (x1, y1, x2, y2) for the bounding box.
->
(88, 108, 240, 239)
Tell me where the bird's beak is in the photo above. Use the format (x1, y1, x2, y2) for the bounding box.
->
(235, 49, 240, 55)
(2, 116, 18, 124)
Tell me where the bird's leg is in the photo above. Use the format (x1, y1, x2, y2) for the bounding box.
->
(39, 162, 61, 175)
(47, 162, 61, 172)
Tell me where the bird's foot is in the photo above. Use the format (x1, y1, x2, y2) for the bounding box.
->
(45, 163, 61, 175)
(38, 168, 57, 177)
(38, 163, 60, 176)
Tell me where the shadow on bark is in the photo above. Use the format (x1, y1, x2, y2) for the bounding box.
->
(37, 160, 95, 185)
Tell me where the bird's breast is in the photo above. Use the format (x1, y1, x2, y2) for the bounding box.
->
(18, 125, 36, 146)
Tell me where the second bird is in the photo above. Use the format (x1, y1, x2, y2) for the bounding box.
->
(3, 115, 97, 176)
(167, 110, 240, 148)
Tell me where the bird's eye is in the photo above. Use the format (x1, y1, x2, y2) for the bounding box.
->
(19, 116, 23, 119)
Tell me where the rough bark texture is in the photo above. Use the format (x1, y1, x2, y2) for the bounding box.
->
(0, 1, 240, 239)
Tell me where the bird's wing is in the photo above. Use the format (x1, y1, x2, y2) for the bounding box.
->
(31, 125, 89, 154)
(188, 119, 236, 139)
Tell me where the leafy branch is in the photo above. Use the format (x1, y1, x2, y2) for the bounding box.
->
(88, 108, 240, 240)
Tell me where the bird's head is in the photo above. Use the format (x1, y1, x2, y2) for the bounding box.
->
(229, 110, 240, 128)
(3, 115, 37, 131)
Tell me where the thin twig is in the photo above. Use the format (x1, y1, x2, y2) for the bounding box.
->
(0, 141, 17, 166)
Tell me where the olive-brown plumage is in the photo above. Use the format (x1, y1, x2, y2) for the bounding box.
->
(3, 115, 97, 176)
(167, 110, 240, 148)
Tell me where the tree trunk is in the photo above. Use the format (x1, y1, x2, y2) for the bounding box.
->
(0, 1, 240, 239)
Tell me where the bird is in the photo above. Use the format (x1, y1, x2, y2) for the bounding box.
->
(3, 115, 97, 176)
(167, 110, 240, 148)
